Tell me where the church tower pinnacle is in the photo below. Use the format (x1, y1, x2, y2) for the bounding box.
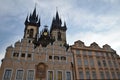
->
(50, 11, 67, 46)
(24, 7, 40, 40)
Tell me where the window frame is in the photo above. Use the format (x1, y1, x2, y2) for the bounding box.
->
(86, 71, 90, 79)
(76, 50, 80, 55)
(65, 71, 72, 80)
(105, 71, 110, 79)
(77, 58, 82, 66)
(100, 71, 105, 79)
(84, 59, 88, 66)
(56, 70, 63, 80)
(92, 71, 97, 79)
(3, 68, 13, 80)
(15, 69, 24, 80)
(26, 69, 35, 80)
(47, 70, 54, 80)
(13, 52, 19, 57)
(79, 71, 84, 79)
(89, 58, 94, 67)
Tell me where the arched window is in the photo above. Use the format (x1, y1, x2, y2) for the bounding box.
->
(29, 29, 34, 38)
(57, 31, 62, 41)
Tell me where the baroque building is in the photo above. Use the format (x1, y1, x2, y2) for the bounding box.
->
(0, 8, 120, 80)
(71, 40, 120, 80)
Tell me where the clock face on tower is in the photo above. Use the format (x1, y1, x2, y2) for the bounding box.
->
(43, 32, 48, 36)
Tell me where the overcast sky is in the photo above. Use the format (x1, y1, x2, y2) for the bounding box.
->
(0, 0, 120, 65)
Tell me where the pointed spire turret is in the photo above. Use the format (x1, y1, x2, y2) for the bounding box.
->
(63, 21, 67, 31)
(25, 7, 40, 27)
(56, 11, 60, 21)
(24, 15, 28, 25)
(55, 11, 62, 26)
(37, 18, 40, 27)
(32, 6, 36, 18)
(50, 10, 63, 32)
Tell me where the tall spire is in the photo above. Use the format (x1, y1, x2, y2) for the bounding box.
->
(63, 21, 67, 31)
(56, 10, 59, 21)
(50, 9, 65, 32)
(32, 5, 36, 18)
(24, 15, 28, 25)
(25, 6, 40, 27)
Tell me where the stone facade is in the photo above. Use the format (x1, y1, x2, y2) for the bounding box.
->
(0, 38, 73, 80)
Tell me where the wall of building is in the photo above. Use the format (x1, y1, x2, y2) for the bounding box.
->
(0, 39, 73, 80)
(72, 40, 120, 79)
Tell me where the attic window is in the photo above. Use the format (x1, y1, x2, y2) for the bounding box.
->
(21, 53, 25, 57)
(61, 56, 66, 60)
(13, 53, 19, 57)
(49, 56, 52, 59)
(27, 54, 31, 58)
(54, 56, 59, 60)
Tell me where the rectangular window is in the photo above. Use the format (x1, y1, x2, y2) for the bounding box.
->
(27, 70, 34, 80)
(88, 51, 92, 56)
(76, 50, 80, 54)
(96, 52, 99, 56)
(54, 56, 59, 60)
(106, 53, 109, 57)
(49, 56, 52, 59)
(100, 71, 104, 79)
(84, 59, 88, 66)
(117, 72, 120, 79)
(83, 51, 87, 55)
(108, 60, 112, 67)
(113, 61, 118, 67)
(27, 54, 31, 58)
(16, 70, 23, 80)
(103, 60, 107, 67)
(79, 71, 84, 79)
(58, 71, 62, 80)
(3, 69, 12, 80)
(21, 53, 25, 57)
(105, 71, 110, 79)
(77, 58, 82, 66)
(92, 71, 96, 79)
(90, 59, 94, 67)
(96, 52, 102, 56)
(66, 72, 71, 80)
(97, 60, 101, 67)
(13, 53, 19, 57)
(61, 56, 66, 60)
(112, 72, 116, 79)
(86, 71, 90, 79)
(48, 71, 53, 80)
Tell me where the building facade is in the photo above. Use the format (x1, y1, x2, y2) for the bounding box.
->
(72, 40, 120, 80)
(0, 8, 120, 80)
(0, 8, 73, 80)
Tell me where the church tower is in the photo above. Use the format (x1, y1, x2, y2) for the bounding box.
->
(24, 7, 40, 42)
(50, 11, 67, 46)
